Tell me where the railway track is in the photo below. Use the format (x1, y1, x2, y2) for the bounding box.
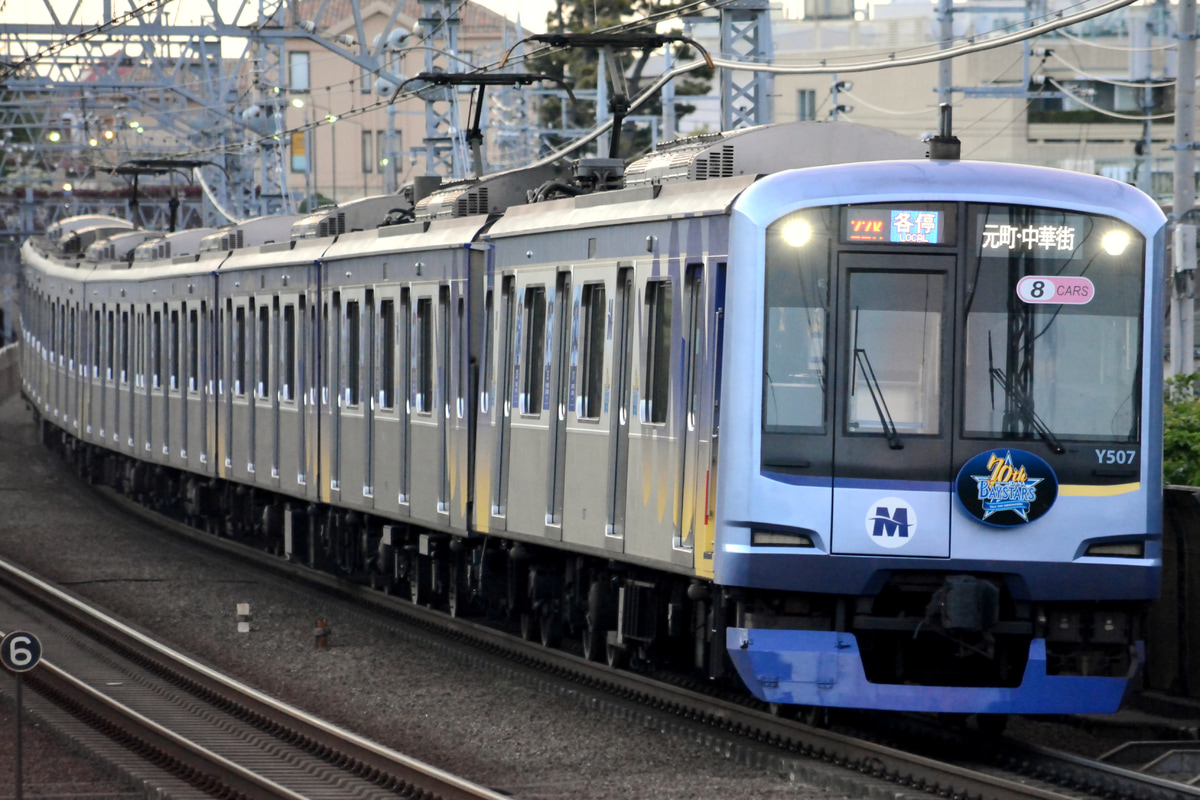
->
(69, 483, 1200, 800)
(0, 556, 510, 800)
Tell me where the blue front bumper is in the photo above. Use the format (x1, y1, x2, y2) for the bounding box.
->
(727, 628, 1135, 714)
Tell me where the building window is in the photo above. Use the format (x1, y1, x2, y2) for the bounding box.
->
(291, 131, 308, 173)
(376, 130, 387, 171)
(288, 51, 310, 92)
(361, 130, 374, 173)
(798, 89, 817, 121)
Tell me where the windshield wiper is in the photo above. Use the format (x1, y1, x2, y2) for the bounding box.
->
(854, 347, 903, 450)
(988, 366, 1066, 455)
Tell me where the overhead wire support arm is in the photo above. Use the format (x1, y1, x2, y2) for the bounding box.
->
(393, 72, 577, 178)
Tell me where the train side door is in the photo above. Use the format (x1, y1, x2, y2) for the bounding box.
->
(829, 254, 956, 558)
(606, 265, 635, 552)
(546, 269, 572, 540)
(489, 276, 516, 532)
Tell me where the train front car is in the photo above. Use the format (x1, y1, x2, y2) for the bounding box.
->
(718, 159, 1164, 715)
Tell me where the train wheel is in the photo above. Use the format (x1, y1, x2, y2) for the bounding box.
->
(408, 556, 428, 606)
(519, 611, 536, 641)
(582, 629, 603, 662)
(605, 641, 626, 669)
(538, 607, 561, 648)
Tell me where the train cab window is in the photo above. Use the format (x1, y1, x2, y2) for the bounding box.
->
(846, 271, 944, 436)
(644, 280, 672, 424)
(521, 286, 547, 416)
(234, 306, 247, 397)
(379, 300, 394, 410)
(963, 205, 1144, 443)
(257, 304, 271, 400)
(152, 310, 162, 389)
(188, 309, 199, 393)
(345, 300, 360, 406)
(283, 304, 296, 403)
(415, 297, 433, 413)
(170, 309, 180, 390)
(763, 208, 833, 434)
(578, 283, 606, 419)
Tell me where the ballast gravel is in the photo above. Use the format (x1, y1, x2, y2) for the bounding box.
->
(0, 394, 848, 800)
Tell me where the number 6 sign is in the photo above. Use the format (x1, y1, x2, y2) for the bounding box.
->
(1, 631, 42, 673)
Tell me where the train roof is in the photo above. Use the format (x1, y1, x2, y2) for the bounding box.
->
(737, 159, 1167, 235)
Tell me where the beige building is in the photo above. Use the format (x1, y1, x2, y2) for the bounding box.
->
(281, 0, 530, 206)
(766, 0, 1182, 199)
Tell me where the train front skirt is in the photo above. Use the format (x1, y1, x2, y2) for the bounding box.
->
(727, 628, 1137, 714)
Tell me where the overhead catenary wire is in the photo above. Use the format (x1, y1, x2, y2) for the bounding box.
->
(1046, 76, 1175, 119)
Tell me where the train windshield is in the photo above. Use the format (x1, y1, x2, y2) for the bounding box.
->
(963, 205, 1144, 443)
(762, 203, 1145, 446)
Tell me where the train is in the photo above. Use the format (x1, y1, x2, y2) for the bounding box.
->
(19, 117, 1165, 718)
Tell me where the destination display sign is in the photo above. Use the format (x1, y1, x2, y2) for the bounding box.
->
(845, 208, 944, 245)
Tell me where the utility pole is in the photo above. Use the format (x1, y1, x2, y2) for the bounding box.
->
(1172, 0, 1197, 377)
(937, 0, 953, 104)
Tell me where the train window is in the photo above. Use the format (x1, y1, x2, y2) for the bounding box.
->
(258, 304, 271, 400)
(92, 309, 101, 377)
(68, 306, 76, 369)
(440, 288, 451, 420)
(120, 311, 129, 384)
(107, 310, 115, 380)
(188, 309, 199, 393)
(379, 300, 395, 410)
(644, 280, 672, 425)
(283, 304, 296, 403)
(415, 297, 433, 413)
(346, 300, 360, 406)
(482, 290, 494, 413)
(152, 310, 162, 389)
(847, 271, 944, 436)
(456, 296, 466, 418)
(234, 306, 246, 396)
(578, 283, 606, 419)
(170, 309, 180, 390)
(963, 204, 1144, 442)
(686, 269, 704, 429)
(521, 286, 546, 416)
(763, 207, 833, 434)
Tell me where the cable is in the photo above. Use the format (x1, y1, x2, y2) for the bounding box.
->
(840, 90, 933, 116)
(1046, 76, 1174, 119)
(1048, 49, 1178, 88)
(1054, 27, 1176, 52)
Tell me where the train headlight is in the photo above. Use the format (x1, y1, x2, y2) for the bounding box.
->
(780, 219, 812, 248)
(1100, 230, 1130, 256)
(751, 529, 815, 547)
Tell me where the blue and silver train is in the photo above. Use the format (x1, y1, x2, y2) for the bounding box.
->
(20, 118, 1164, 717)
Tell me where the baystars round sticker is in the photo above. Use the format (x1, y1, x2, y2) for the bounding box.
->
(865, 497, 917, 549)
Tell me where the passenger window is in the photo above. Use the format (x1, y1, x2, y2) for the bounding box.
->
(152, 310, 162, 389)
(644, 280, 673, 424)
(258, 304, 271, 399)
(107, 310, 115, 380)
(380, 300, 395, 410)
(170, 309, 180, 390)
(345, 300, 360, 406)
(578, 283, 606, 419)
(521, 286, 546, 416)
(120, 311, 129, 384)
(415, 297, 433, 413)
(188, 309, 199, 393)
(283, 304, 296, 402)
(234, 306, 247, 397)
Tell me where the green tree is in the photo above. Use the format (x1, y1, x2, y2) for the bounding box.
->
(1165, 374, 1200, 485)
(535, 0, 712, 160)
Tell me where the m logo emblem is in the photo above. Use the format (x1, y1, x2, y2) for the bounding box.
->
(865, 497, 917, 549)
